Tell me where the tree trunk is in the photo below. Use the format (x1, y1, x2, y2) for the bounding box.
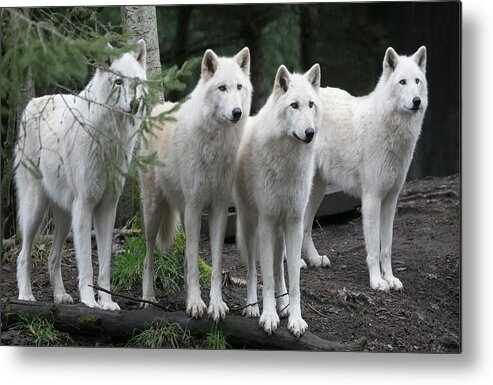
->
(300, 5, 320, 72)
(121, 5, 163, 102)
(242, 18, 265, 114)
(171, 6, 192, 65)
(118, 6, 163, 227)
(2, 299, 367, 351)
(1, 55, 35, 241)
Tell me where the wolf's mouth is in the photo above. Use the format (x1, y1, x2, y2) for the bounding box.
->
(409, 106, 420, 112)
(293, 132, 313, 143)
(223, 114, 241, 124)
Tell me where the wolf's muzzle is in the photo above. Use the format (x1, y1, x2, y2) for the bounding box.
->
(232, 108, 242, 122)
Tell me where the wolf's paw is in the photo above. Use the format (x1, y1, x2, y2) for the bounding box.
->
(385, 276, 403, 291)
(306, 254, 331, 268)
(18, 294, 36, 302)
(140, 296, 157, 308)
(288, 316, 308, 338)
(317, 255, 331, 268)
(370, 277, 390, 292)
(208, 300, 229, 321)
(82, 298, 102, 309)
(300, 259, 308, 270)
(187, 297, 207, 319)
(99, 299, 120, 311)
(259, 310, 280, 335)
(54, 293, 73, 304)
(243, 304, 260, 318)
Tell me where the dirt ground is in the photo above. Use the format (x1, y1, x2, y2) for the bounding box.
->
(1, 174, 460, 352)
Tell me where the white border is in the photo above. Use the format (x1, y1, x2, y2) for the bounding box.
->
(2, 0, 492, 383)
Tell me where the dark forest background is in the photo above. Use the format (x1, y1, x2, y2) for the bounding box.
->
(138, 1, 460, 179)
(0, 2, 461, 239)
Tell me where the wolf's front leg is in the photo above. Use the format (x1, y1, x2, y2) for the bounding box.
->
(380, 191, 403, 290)
(237, 205, 259, 318)
(273, 230, 289, 318)
(72, 199, 100, 308)
(94, 197, 120, 310)
(302, 172, 331, 268)
(258, 215, 279, 334)
(49, 207, 73, 304)
(285, 219, 308, 337)
(362, 193, 388, 292)
(207, 203, 229, 320)
(184, 204, 207, 318)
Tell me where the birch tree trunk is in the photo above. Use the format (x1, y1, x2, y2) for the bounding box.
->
(121, 5, 163, 101)
(118, 6, 164, 228)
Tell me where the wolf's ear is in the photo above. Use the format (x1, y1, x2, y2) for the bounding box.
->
(105, 42, 114, 68)
(274, 65, 290, 95)
(305, 63, 321, 92)
(134, 39, 147, 71)
(383, 47, 399, 77)
(413, 45, 427, 73)
(202, 49, 219, 81)
(235, 47, 250, 76)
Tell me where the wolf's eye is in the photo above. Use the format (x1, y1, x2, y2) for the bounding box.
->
(399, 79, 406, 85)
(290, 102, 299, 109)
(218, 85, 226, 91)
(115, 79, 123, 85)
(415, 78, 420, 84)
(237, 84, 242, 90)
(309, 101, 314, 108)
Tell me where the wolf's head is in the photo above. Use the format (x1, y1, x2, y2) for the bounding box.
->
(98, 40, 148, 117)
(199, 47, 252, 125)
(272, 64, 322, 144)
(380, 46, 428, 115)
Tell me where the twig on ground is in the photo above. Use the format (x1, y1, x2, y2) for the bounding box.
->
(89, 284, 170, 311)
(306, 302, 331, 319)
(399, 189, 459, 202)
(230, 292, 289, 313)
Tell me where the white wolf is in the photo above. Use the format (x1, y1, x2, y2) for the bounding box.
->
(302, 46, 428, 292)
(15, 41, 148, 310)
(234, 64, 322, 337)
(139, 47, 252, 321)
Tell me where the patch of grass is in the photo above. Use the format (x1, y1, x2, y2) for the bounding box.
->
(173, 226, 185, 255)
(126, 321, 193, 348)
(112, 226, 212, 293)
(18, 314, 71, 346)
(204, 323, 229, 350)
(31, 242, 49, 267)
(112, 235, 183, 293)
(198, 257, 211, 288)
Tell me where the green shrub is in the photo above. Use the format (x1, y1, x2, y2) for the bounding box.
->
(204, 323, 229, 350)
(127, 321, 193, 348)
(18, 314, 71, 346)
(112, 226, 212, 293)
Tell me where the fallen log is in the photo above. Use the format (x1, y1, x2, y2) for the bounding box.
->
(2, 299, 366, 351)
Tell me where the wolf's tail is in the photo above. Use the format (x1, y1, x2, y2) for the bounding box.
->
(156, 201, 179, 252)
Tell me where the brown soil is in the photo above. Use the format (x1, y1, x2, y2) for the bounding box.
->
(1, 175, 460, 352)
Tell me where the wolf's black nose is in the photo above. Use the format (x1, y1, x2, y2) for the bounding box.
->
(232, 108, 242, 120)
(413, 97, 421, 108)
(305, 128, 315, 142)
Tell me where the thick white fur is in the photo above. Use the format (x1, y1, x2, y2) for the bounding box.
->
(139, 47, 252, 321)
(15, 41, 148, 309)
(302, 46, 428, 291)
(234, 64, 322, 337)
